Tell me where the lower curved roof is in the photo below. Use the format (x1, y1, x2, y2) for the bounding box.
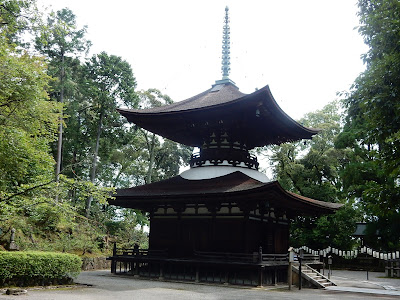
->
(112, 171, 342, 216)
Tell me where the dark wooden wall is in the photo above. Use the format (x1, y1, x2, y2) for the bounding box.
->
(149, 217, 289, 257)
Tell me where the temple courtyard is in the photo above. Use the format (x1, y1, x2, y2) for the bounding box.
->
(1, 270, 400, 299)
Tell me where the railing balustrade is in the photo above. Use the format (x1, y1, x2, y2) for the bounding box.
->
(189, 151, 259, 170)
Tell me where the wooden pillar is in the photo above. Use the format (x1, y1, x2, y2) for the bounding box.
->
(385, 261, 389, 277)
(195, 265, 200, 283)
(211, 212, 216, 252)
(159, 263, 164, 280)
(148, 214, 154, 250)
(172, 204, 184, 257)
(257, 246, 264, 287)
(178, 212, 182, 256)
(271, 219, 276, 253)
(397, 261, 400, 277)
(390, 260, 394, 278)
(134, 262, 140, 277)
(258, 266, 264, 287)
(243, 211, 249, 253)
(224, 271, 229, 285)
(206, 202, 218, 252)
(111, 243, 117, 274)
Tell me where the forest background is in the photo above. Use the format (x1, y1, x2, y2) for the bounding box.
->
(0, 0, 399, 256)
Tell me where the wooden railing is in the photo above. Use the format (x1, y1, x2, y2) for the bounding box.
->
(112, 244, 167, 258)
(302, 254, 320, 261)
(194, 250, 288, 264)
(108, 245, 290, 286)
(385, 259, 400, 278)
(194, 250, 255, 263)
(260, 253, 288, 262)
(190, 150, 259, 170)
(111, 244, 289, 264)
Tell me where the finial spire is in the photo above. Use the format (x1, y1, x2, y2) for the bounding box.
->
(221, 6, 231, 79)
(213, 6, 236, 88)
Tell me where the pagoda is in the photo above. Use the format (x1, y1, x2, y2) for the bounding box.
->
(108, 7, 341, 286)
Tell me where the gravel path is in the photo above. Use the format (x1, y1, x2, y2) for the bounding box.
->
(0, 269, 399, 300)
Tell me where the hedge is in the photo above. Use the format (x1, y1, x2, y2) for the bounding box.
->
(0, 251, 81, 286)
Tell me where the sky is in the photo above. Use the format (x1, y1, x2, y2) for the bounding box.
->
(37, 0, 368, 121)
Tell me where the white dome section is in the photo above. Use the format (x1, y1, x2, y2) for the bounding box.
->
(180, 166, 270, 183)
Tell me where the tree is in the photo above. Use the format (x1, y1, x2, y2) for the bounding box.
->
(0, 2, 61, 197)
(339, 0, 400, 250)
(272, 102, 343, 201)
(0, 46, 60, 196)
(0, 0, 37, 45)
(136, 89, 192, 184)
(269, 101, 361, 249)
(0, 1, 61, 247)
(137, 89, 173, 184)
(34, 8, 91, 187)
(81, 51, 138, 216)
(0, 3, 146, 254)
(99, 89, 192, 188)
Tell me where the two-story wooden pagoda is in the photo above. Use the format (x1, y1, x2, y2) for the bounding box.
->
(108, 7, 341, 286)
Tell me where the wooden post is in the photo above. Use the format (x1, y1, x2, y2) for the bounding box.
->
(134, 258, 140, 278)
(195, 265, 200, 283)
(224, 271, 229, 285)
(159, 263, 164, 280)
(258, 266, 264, 288)
(113, 242, 117, 256)
(257, 246, 263, 287)
(385, 261, 389, 277)
(288, 247, 293, 290)
(111, 243, 117, 274)
(391, 261, 394, 278)
(111, 259, 116, 274)
(299, 249, 304, 290)
(243, 212, 249, 253)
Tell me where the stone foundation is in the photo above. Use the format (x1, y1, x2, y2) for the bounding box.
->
(82, 257, 111, 271)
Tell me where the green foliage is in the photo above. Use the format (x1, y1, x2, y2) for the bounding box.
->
(0, 15, 61, 196)
(104, 209, 149, 249)
(0, 128, 55, 193)
(0, 0, 37, 45)
(28, 203, 61, 231)
(290, 203, 361, 249)
(269, 101, 361, 249)
(78, 52, 138, 215)
(338, 0, 400, 250)
(271, 101, 344, 202)
(35, 8, 90, 59)
(0, 173, 117, 254)
(0, 3, 150, 256)
(135, 89, 192, 184)
(0, 251, 81, 285)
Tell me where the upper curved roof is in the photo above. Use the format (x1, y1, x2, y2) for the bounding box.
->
(118, 83, 319, 148)
(127, 82, 246, 113)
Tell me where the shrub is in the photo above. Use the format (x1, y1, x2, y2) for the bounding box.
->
(0, 251, 81, 286)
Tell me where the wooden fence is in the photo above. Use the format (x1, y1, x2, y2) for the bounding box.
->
(108, 245, 291, 286)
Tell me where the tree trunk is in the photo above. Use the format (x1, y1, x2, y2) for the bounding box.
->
(55, 51, 65, 202)
(86, 107, 104, 217)
(146, 133, 156, 184)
